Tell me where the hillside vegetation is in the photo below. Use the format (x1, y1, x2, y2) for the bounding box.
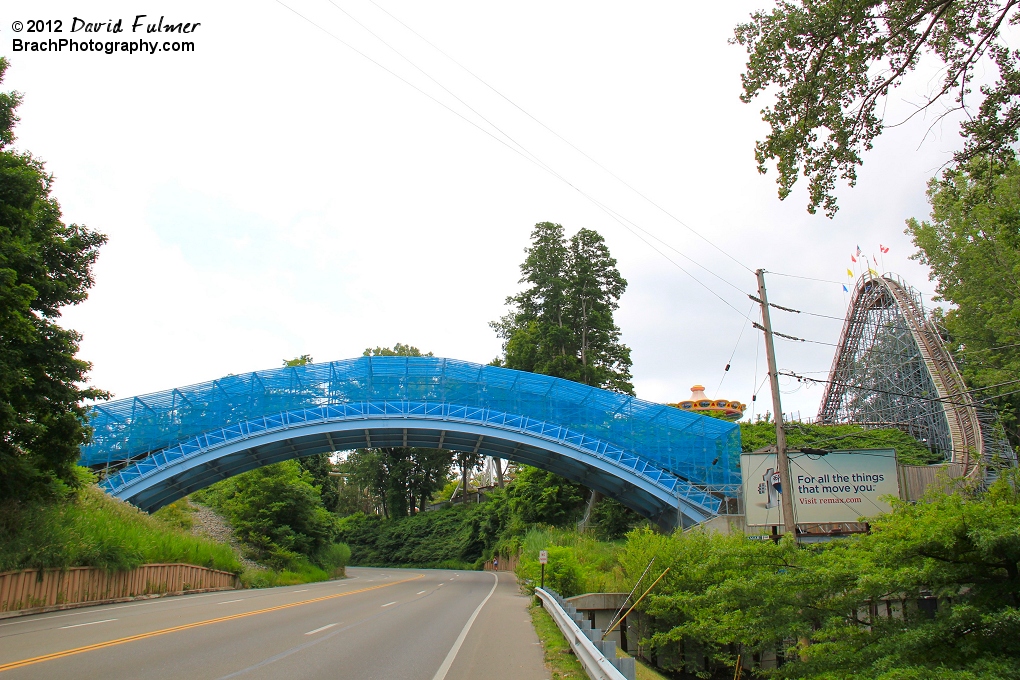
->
(0, 481, 241, 574)
(192, 460, 350, 586)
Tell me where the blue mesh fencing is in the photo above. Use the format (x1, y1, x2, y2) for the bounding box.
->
(81, 356, 741, 489)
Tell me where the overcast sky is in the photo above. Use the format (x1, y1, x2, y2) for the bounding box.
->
(4, 1, 999, 420)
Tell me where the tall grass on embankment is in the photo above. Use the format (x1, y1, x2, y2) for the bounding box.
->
(515, 527, 628, 596)
(0, 486, 241, 574)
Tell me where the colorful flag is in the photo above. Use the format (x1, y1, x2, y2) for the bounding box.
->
(873, 254, 878, 265)
(843, 284, 849, 292)
(869, 268, 878, 276)
(856, 246, 863, 256)
(880, 245, 890, 253)
(850, 254, 857, 263)
(847, 268, 854, 277)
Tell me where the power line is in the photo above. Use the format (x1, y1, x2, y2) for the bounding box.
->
(288, 0, 758, 323)
(271, 2, 554, 177)
(365, 0, 756, 275)
(323, 0, 545, 165)
(780, 370, 1020, 410)
(766, 271, 845, 285)
(715, 303, 756, 398)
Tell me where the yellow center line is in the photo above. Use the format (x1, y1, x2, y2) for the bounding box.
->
(0, 574, 424, 673)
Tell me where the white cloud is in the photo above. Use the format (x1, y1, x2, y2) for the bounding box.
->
(5, 0, 987, 419)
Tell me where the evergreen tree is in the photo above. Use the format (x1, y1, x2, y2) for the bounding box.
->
(565, 228, 632, 393)
(493, 222, 633, 394)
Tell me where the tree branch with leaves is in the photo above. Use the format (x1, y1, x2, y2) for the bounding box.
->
(734, 0, 1020, 216)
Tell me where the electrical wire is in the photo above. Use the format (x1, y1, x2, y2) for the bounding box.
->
(271, 2, 556, 178)
(781, 370, 1020, 410)
(365, 0, 756, 275)
(715, 303, 756, 398)
(765, 271, 845, 285)
(290, 0, 759, 323)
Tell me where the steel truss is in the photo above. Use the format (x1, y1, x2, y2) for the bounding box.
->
(82, 356, 741, 525)
(817, 273, 1015, 475)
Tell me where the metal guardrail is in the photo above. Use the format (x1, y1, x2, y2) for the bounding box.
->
(535, 587, 635, 680)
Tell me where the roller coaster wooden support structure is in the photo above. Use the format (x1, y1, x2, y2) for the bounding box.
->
(817, 273, 1015, 477)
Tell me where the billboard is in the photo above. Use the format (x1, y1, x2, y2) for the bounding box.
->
(741, 449, 899, 526)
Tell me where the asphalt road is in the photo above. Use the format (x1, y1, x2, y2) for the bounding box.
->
(0, 568, 548, 680)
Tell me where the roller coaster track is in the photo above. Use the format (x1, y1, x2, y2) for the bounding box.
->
(817, 273, 1000, 476)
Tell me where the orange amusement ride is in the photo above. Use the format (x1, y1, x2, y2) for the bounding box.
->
(671, 385, 746, 421)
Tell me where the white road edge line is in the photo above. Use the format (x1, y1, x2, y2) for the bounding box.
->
(381, 602, 397, 607)
(293, 589, 309, 593)
(417, 591, 426, 595)
(59, 618, 117, 629)
(431, 573, 499, 680)
(217, 599, 244, 605)
(304, 623, 338, 635)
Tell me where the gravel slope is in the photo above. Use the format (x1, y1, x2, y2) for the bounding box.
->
(188, 503, 265, 572)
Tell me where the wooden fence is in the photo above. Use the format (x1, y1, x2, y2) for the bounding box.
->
(0, 563, 240, 615)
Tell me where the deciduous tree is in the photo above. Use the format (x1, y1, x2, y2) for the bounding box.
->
(0, 58, 107, 501)
(623, 471, 1020, 678)
(734, 1, 1020, 216)
(907, 157, 1020, 447)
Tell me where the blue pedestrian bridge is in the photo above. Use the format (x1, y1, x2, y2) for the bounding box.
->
(83, 357, 741, 528)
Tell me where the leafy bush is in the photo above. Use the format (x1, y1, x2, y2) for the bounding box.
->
(240, 560, 330, 588)
(616, 471, 1020, 678)
(195, 461, 336, 570)
(153, 498, 196, 531)
(515, 527, 627, 596)
(0, 484, 240, 573)
(315, 542, 351, 576)
(336, 504, 490, 567)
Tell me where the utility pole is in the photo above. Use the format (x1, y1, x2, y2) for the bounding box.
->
(755, 269, 797, 539)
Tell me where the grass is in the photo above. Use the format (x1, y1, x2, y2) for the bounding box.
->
(529, 602, 587, 679)
(239, 560, 334, 588)
(0, 486, 242, 574)
(153, 498, 196, 531)
(615, 648, 672, 680)
(516, 527, 629, 595)
(529, 597, 669, 680)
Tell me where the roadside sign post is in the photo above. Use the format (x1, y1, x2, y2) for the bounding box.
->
(539, 550, 548, 592)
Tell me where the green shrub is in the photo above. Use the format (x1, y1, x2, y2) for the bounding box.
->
(515, 527, 627, 596)
(740, 421, 942, 465)
(196, 460, 336, 570)
(315, 542, 351, 575)
(153, 498, 196, 531)
(240, 559, 330, 588)
(336, 504, 492, 567)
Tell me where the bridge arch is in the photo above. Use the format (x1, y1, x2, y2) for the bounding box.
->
(83, 357, 740, 527)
